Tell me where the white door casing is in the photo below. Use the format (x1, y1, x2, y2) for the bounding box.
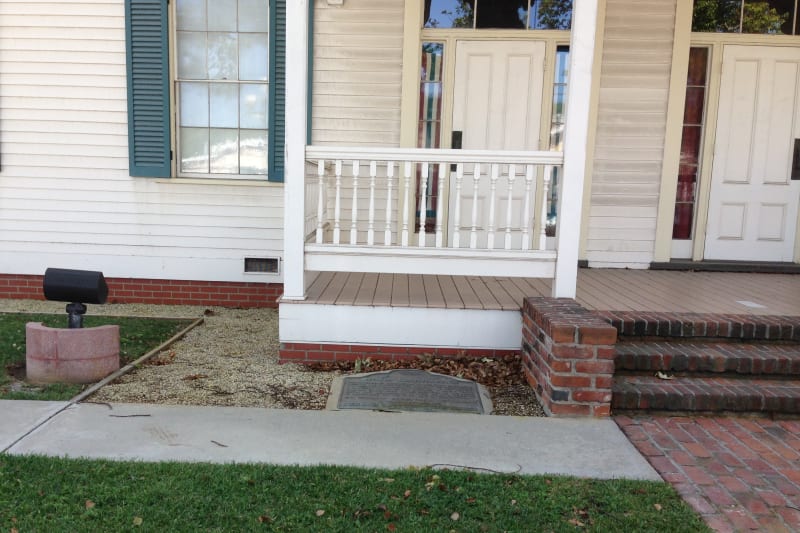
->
(448, 40, 546, 249)
(704, 45, 800, 262)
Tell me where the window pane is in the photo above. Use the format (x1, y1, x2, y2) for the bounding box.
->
(743, 0, 793, 34)
(208, 33, 238, 80)
(180, 128, 209, 173)
(240, 130, 268, 174)
(210, 129, 239, 173)
(530, 0, 573, 30)
(177, 0, 206, 31)
(692, 0, 796, 34)
(476, 0, 528, 29)
(209, 0, 238, 31)
(239, 0, 269, 32)
(177, 32, 207, 79)
(686, 47, 708, 86)
(179, 82, 209, 127)
(424, 0, 475, 28)
(239, 33, 269, 81)
(684, 87, 706, 124)
(240, 84, 268, 129)
(210, 83, 239, 127)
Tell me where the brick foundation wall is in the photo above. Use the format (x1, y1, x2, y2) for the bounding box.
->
(280, 343, 518, 363)
(0, 274, 282, 308)
(521, 297, 617, 417)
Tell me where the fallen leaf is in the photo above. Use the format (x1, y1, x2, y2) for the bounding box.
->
(85, 500, 95, 509)
(133, 516, 143, 526)
(403, 489, 412, 499)
(11, 528, 19, 533)
(387, 524, 396, 532)
(257, 514, 272, 523)
(380, 478, 395, 483)
(655, 371, 674, 380)
(450, 512, 460, 521)
(182, 373, 208, 381)
(568, 518, 585, 527)
(466, 497, 476, 504)
(511, 499, 517, 505)
(654, 503, 663, 511)
(315, 509, 325, 517)
(383, 511, 392, 520)
(377, 504, 388, 512)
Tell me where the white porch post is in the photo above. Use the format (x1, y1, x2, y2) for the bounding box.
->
(552, 0, 598, 298)
(282, 0, 309, 300)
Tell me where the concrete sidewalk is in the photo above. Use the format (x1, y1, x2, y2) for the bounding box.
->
(1, 401, 659, 480)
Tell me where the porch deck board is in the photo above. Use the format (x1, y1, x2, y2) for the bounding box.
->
(300, 271, 800, 315)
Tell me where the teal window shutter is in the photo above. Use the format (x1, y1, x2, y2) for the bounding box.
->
(125, 0, 171, 178)
(269, 0, 286, 182)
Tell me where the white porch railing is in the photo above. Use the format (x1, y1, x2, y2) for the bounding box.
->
(304, 146, 563, 278)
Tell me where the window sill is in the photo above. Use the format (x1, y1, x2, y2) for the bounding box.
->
(154, 178, 283, 187)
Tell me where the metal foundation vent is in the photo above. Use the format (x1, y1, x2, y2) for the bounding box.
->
(244, 257, 279, 274)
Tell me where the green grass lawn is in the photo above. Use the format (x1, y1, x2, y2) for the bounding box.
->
(0, 313, 194, 401)
(0, 455, 708, 532)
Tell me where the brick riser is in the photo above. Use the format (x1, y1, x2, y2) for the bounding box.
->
(596, 311, 800, 416)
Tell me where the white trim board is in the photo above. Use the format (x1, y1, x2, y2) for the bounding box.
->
(279, 302, 522, 350)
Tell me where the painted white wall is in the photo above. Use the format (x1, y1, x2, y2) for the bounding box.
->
(585, 0, 677, 268)
(0, 0, 284, 283)
(311, 0, 403, 147)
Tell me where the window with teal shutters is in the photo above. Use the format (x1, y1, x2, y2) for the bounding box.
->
(125, 0, 171, 178)
(125, 0, 285, 181)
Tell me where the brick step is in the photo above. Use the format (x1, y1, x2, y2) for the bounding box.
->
(615, 341, 800, 376)
(612, 375, 800, 415)
(595, 311, 800, 342)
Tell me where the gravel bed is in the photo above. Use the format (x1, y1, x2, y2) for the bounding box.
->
(2, 299, 544, 416)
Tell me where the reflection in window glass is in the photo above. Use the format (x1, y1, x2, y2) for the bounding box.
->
(547, 46, 569, 237)
(673, 47, 709, 240)
(417, 42, 444, 229)
(692, 0, 798, 35)
(176, 0, 270, 176)
(423, 0, 571, 29)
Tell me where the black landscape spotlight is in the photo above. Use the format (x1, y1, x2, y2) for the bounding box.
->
(43, 268, 109, 329)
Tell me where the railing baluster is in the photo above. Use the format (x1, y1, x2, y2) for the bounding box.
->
(486, 163, 499, 249)
(333, 159, 342, 245)
(316, 159, 325, 244)
(435, 162, 446, 248)
(504, 164, 516, 250)
(367, 161, 377, 245)
(417, 162, 429, 247)
(453, 163, 463, 248)
(539, 165, 552, 251)
(521, 164, 534, 251)
(401, 161, 412, 247)
(469, 163, 481, 249)
(384, 161, 394, 245)
(350, 160, 360, 245)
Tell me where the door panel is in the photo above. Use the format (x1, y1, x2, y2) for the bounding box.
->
(705, 45, 800, 261)
(448, 40, 545, 249)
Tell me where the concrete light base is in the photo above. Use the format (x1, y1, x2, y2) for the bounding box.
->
(25, 322, 120, 384)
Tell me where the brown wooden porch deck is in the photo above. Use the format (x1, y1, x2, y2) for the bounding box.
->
(304, 270, 800, 316)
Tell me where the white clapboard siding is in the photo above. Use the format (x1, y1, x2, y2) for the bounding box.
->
(0, 0, 285, 283)
(586, 0, 676, 268)
(311, 0, 403, 147)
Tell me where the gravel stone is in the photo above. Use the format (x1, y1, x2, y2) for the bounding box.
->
(2, 299, 544, 416)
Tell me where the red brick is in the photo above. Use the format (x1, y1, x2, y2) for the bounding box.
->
(549, 325, 576, 343)
(278, 350, 307, 361)
(592, 404, 611, 417)
(573, 390, 612, 403)
(577, 326, 617, 345)
(574, 360, 614, 374)
(551, 344, 594, 359)
(548, 403, 591, 416)
(549, 375, 592, 388)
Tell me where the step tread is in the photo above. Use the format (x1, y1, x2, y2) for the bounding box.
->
(594, 311, 800, 341)
(612, 375, 800, 413)
(615, 341, 800, 375)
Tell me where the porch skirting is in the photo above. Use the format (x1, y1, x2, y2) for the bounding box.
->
(279, 343, 517, 363)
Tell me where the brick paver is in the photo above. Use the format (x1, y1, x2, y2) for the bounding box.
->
(617, 415, 800, 532)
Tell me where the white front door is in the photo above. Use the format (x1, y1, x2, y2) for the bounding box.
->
(704, 45, 800, 261)
(448, 40, 546, 249)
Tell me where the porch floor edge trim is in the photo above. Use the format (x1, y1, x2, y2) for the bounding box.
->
(278, 302, 522, 350)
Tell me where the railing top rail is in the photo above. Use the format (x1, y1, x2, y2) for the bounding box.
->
(305, 146, 564, 166)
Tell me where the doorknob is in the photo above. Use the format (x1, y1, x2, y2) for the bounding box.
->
(793, 139, 800, 181)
